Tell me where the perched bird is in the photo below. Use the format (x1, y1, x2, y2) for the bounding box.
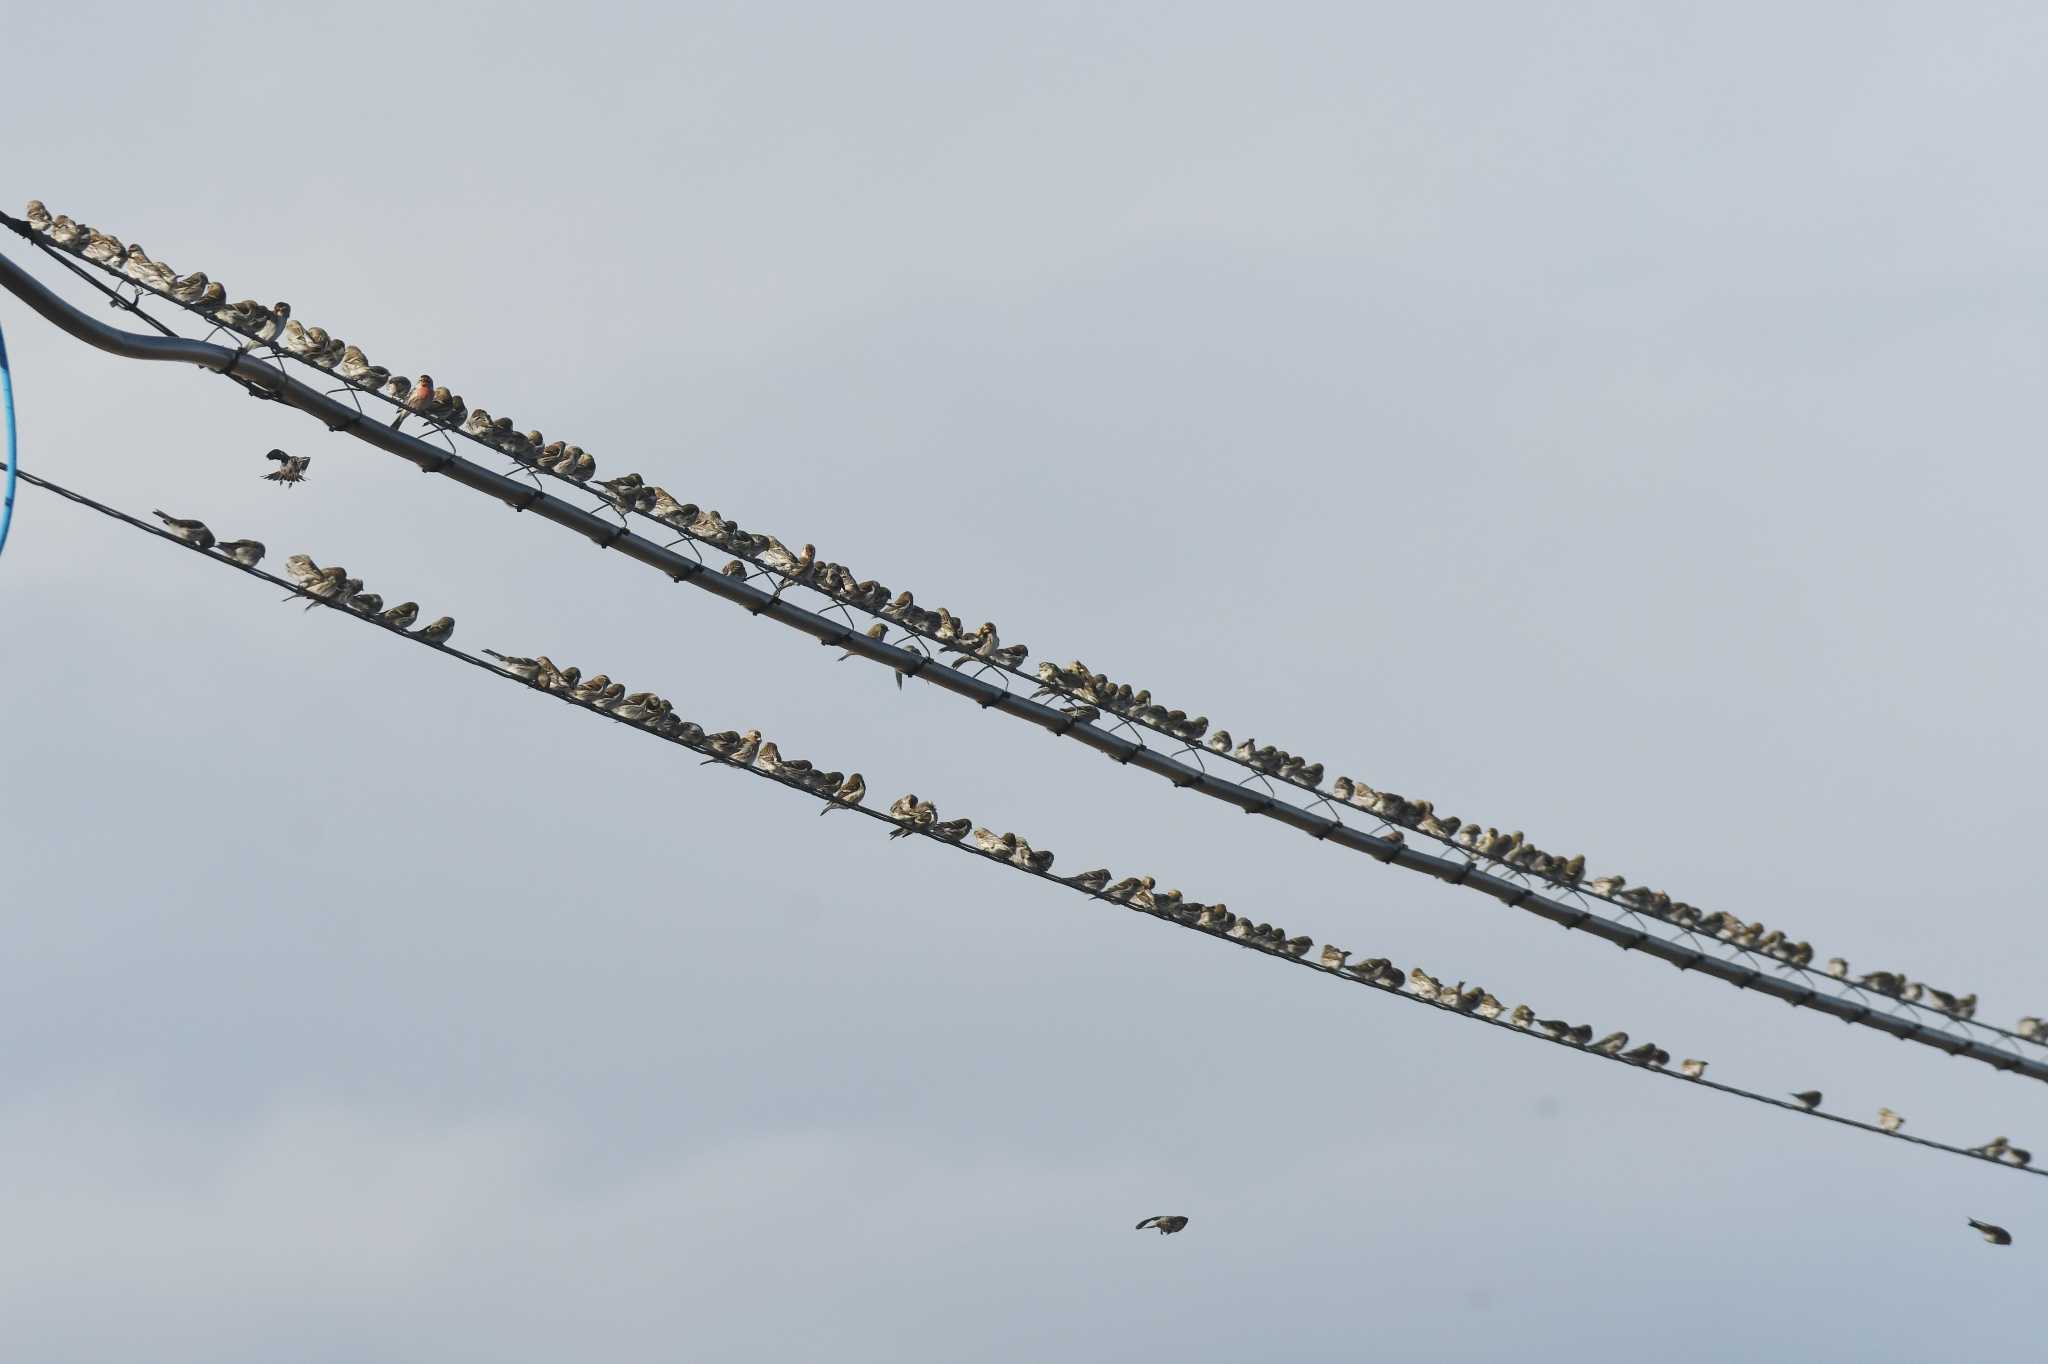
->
(1968, 1219, 2013, 1246)
(380, 601, 420, 630)
(336, 345, 380, 386)
(347, 590, 383, 615)
(263, 449, 311, 486)
(82, 230, 125, 265)
(973, 828, 1019, 858)
(152, 510, 214, 550)
(820, 772, 866, 810)
(482, 650, 544, 680)
(48, 216, 89, 250)
(1679, 1058, 1708, 1079)
(1590, 1031, 1629, 1056)
(886, 794, 935, 838)
(1537, 1018, 1572, 1040)
(298, 567, 352, 606)
(214, 538, 265, 567)
(1825, 958, 1849, 979)
(1790, 1091, 1823, 1112)
(121, 244, 174, 291)
(412, 616, 456, 644)
(839, 622, 887, 661)
(1877, 1108, 1904, 1133)
(1135, 1216, 1189, 1236)
(167, 271, 211, 304)
(279, 319, 320, 356)
(1620, 1042, 1663, 1066)
(392, 374, 434, 427)
(283, 553, 322, 585)
(1563, 1024, 1593, 1046)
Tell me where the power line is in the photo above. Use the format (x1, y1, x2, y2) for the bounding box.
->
(9, 459, 2043, 1182)
(3, 235, 2040, 1083)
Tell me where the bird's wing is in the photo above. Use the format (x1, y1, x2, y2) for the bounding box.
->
(1135, 1217, 1160, 1230)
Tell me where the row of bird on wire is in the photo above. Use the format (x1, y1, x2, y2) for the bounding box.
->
(475, 652, 873, 808)
(101, 492, 2048, 1209)
(27, 198, 2018, 1041)
(877, 792, 2034, 1167)
(97, 480, 2048, 1240)
(148, 510, 456, 640)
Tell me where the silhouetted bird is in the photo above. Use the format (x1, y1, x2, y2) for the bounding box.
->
(1135, 1216, 1189, 1236)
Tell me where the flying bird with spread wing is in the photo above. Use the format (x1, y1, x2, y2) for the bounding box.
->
(263, 448, 311, 486)
(1135, 1215, 1189, 1236)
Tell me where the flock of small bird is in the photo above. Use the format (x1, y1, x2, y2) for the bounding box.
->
(114, 488, 2040, 1249)
(279, 553, 455, 641)
(22, 196, 2038, 1044)
(886, 790, 1702, 1063)
(149, 511, 457, 642)
(481, 651, 685, 736)
(151, 510, 265, 567)
(475, 652, 872, 805)
(1778, 1090, 2030, 1168)
(33, 196, 2045, 1063)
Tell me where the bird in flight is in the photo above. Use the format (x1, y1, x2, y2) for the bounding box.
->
(1135, 1216, 1189, 1235)
(1968, 1218, 2012, 1246)
(263, 449, 311, 486)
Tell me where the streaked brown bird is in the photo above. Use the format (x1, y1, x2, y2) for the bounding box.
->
(1135, 1215, 1189, 1235)
(263, 449, 311, 486)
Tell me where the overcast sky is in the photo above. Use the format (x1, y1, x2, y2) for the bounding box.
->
(5, 3, 2047, 1359)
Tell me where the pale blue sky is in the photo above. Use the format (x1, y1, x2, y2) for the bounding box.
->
(4, 3, 2046, 1358)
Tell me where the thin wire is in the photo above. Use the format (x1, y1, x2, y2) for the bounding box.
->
(4, 231, 2039, 1075)
(8, 460, 2041, 1183)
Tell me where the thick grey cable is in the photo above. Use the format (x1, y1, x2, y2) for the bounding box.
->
(11, 216, 2020, 1058)
(1, 242, 2038, 1083)
(14, 219, 2023, 1066)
